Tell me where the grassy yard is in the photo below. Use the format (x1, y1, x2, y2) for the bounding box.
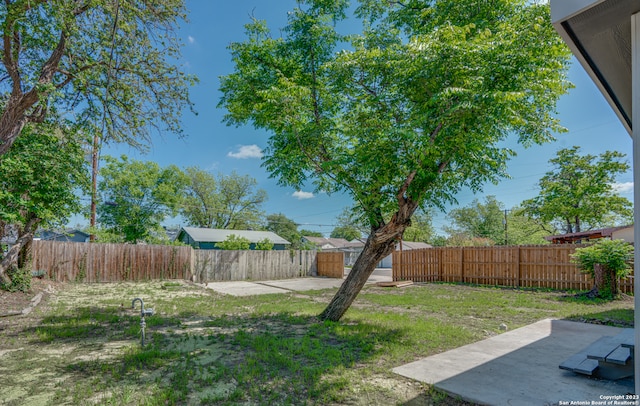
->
(0, 280, 633, 405)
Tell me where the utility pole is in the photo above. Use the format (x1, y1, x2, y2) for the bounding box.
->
(503, 209, 508, 245)
(89, 132, 99, 242)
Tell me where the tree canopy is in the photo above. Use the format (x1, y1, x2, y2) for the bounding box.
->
(180, 168, 268, 230)
(0, 123, 88, 286)
(402, 210, 435, 244)
(330, 225, 362, 241)
(180, 167, 220, 229)
(97, 156, 187, 243)
(265, 213, 301, 248)
(219, 0, 572, 321)
(522, 147, 632, 234)
(445, 196, 505, 245)
(0, 0, 196, 156)
(445, 196, 549, 246)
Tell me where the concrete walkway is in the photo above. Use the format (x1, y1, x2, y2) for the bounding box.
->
(203, 268, 392, 296)
(393, 319, 634, 405)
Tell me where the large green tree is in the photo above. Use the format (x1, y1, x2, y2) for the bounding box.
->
(266, 213, 302, 248)
(330, 225, 362, 241)
(180, 167, 219, 228)
(0, 124, 88, 286)
(402, 210, 435, 243)
(215, 172, 268, 230)
(522, 147, 632, 234)
(445, 196, 505, 245)
(97, 156, 187, 243)
(445, 196, 549, 245)
(219, 0, 571, 321)
(181, 167, 268, 230)
(0, 0, 195, 156)
(504, 208, 551, 246)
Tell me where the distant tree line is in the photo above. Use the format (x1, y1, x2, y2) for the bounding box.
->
(1, 143, 632, 291)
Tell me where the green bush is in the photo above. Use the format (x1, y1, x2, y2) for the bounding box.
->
(254, 238, 274, 250)
(215, 234, 251, 250)
(571, 239, 633, 299)
(1, 267, 32, 292)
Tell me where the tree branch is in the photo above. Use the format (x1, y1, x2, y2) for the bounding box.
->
(397, 169, 417, 205)
(39, 30, 67, 84)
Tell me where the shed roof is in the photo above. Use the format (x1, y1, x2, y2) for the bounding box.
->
(544, 225, 633, 244)
(180, 227, 290, 245)
(398, 241, 432, 250)
(303, 236, 364, 249)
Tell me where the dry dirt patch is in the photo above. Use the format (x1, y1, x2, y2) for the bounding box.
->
(0, 280, 476, 405)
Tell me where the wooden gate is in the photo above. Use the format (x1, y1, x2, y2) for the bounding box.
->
(317, 252, 344, 278)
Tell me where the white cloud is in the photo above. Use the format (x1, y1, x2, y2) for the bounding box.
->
(612, 182, 634, 193)
(293, 191, 314, 200)
(227, 145, 263, 159)
(187, 35, 195, 44)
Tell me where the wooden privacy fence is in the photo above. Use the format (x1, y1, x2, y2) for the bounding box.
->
(193, 250, 317, 282)
(31, 240, 322, 283)
(31, 240, 193, 282)
(393, 245, 634, 294)
(316, 252, 344, 278)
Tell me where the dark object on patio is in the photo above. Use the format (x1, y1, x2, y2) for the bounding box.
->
(559, 329, 634, 380)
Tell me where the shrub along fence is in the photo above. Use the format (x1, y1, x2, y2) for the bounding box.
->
(31, 241, 323, 283)
(393, 245, 634, 294)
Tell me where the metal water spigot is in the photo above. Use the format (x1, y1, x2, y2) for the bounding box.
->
(131, 298, 153, 347)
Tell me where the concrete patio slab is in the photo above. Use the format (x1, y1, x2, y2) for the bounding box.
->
(203, 281, 291, 296)
(393, 319, 634, 405)
(204, 268, 393, 296)
(261, 278, 346, 291)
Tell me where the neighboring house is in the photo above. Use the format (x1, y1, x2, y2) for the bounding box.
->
(302, 236, 432, 268)
(379, 241, 433, 268)
(302, 236, 365, 266)
(545, 225, 634, 244)
(37, 229, 91, 243)
(177, 227, 290, 250)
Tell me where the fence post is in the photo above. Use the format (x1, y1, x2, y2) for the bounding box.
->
(515, 246, 521, 288)
(438, 248, 443, 282)
(459, 247, 464, 283)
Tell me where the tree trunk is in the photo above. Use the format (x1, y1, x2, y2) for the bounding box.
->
(0, 104, 31, 156)
(0, 217, 39, 287)
(320, 201, 416, 321)
(0, 23, 68, 157)
(591, 263, 618, 299)
(319, 233, 398, 321)
(18, 233, 33, 269)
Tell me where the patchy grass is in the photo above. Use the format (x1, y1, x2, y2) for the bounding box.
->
(0, 280, 633, 405)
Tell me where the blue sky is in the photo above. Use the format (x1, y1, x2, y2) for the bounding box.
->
(101, 1, 633, 237)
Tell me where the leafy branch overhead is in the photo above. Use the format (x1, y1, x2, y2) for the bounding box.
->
(0, 0, 197, 156)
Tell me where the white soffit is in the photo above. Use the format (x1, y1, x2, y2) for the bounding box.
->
(552, 0, 640, 134)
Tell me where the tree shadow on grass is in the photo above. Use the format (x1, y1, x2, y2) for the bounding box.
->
(563, 308, 634, 328)
(555, 294, 634, 327)
(20, 305, 182, 344)
(28, 310, 404, 405)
